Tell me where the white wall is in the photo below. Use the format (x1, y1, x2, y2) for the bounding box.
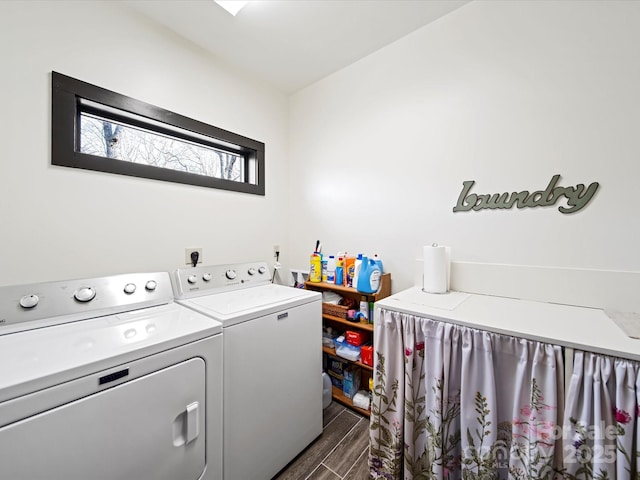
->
(0, 1, 290, 285)
(288, 0, 640, 302)
(2, 0, 639, 307)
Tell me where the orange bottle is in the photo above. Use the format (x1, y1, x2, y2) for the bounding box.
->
(344, 256, 355, 288)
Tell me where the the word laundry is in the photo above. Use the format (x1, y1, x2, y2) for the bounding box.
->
(453, 174, 599, 214)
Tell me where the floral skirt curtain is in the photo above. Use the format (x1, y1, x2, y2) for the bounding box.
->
(369, 308, 565, 480)
(561, 350, 640, 480)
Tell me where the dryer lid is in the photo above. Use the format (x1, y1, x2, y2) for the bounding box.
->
(0, 302, 221, 402)
(179, 284, 320, 325)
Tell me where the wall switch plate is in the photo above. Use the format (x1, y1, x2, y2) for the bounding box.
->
(185, 248, 203, 266)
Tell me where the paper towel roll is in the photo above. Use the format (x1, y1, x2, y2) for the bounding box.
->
(423, 244, 450, 294)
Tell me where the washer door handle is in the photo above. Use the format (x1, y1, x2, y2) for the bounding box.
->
(185, 401, 199, 444)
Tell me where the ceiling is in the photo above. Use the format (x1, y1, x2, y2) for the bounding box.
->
(121, 0, 470, 94)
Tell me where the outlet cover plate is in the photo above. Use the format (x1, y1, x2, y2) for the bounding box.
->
(185, 248, 203, 266)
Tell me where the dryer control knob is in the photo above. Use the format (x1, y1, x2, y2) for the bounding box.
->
(19, 294, 39, 309)
(247, 268, 256, 276)
(203, 273, 212, 282)
(145, 280, 157, 291)
(225, 270, 237, 280)
(74, 287, 96, 303)
(187, 275, 197, 284)
(124, 283, 137, 294)
(258, 266, 267, 275)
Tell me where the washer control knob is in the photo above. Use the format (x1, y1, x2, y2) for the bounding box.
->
(258, 266, 267, 275)
(225, 269, 237, 280)
(19, 294, 39, 309)
(74, 287, 96, 303)
(187, 275, 197, 284)
(247, 268, 256, 276)
(202, 273, 212, 282)
(124, 283, 137, 294)
(145, 280, 157, 291)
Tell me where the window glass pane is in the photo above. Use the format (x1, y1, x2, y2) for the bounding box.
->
(79, 113, 244, 182)
(52, 71, 264, 194)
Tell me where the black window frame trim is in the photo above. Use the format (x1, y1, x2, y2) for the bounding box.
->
(51, 71, 265, 195)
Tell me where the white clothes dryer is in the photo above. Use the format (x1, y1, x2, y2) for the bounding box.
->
(0, 272, 222, 480)
(172, 262, 322, 480)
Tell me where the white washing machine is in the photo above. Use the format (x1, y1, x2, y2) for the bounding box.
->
(0, 272, 222, 480)
(172, 262, 322, 480)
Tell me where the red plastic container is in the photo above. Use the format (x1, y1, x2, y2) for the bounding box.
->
(345, 330, 364, 346)
(361, 345, 373, 366)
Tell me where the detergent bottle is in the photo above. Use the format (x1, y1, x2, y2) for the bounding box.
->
(309, 254, 322, 283)
(344, 256, 355, 287)
(335, 256, 344, 286)
(352, 254, 363, 289)
(321, 256, 329, 283)
(326, 255, 336, 284)
(357, 257, 382, 294)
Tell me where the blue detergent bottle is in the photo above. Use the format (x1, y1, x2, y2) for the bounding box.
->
(357, 257, 382, 294)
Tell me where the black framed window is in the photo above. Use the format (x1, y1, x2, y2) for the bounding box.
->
(51, 72, 265, 195)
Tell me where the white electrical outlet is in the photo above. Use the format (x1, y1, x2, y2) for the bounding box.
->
(185, 248, 203, 266)
(273, 245, 280, 258)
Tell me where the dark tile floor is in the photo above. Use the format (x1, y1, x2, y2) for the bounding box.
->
(273, 402, 370, 480)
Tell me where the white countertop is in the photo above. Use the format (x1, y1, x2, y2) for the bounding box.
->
(376, 287, 639, 362)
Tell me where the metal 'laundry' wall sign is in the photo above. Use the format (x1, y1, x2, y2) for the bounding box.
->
(453, 174, 599, 214)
